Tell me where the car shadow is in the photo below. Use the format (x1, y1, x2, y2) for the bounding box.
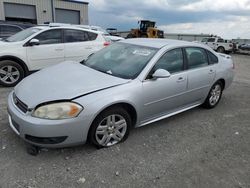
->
(34, 106, 205, 157)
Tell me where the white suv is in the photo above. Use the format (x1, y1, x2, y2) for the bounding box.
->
(0, 25, 109, 86)
(78, 25, 124, 42)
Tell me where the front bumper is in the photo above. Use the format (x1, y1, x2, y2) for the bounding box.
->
(7, 92, 91, 148)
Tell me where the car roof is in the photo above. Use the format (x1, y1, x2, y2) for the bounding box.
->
(120, 38, 208, 49)
(31, 25, 102, 34)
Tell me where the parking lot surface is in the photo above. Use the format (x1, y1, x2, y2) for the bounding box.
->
(0, 54, 249, 188)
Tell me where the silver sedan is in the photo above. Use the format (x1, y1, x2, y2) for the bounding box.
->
(7, 39, 235, 150)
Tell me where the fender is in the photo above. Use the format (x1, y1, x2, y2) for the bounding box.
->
(0, 55, 29, 75)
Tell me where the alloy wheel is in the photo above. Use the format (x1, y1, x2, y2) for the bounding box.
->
(0, 65, 20, 85)
(95, 114, 127, 147)
(209, 84, 222, 106)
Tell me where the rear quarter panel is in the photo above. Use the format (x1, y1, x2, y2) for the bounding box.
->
(216, 53, 234, 89)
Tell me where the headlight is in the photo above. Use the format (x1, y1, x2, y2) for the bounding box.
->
(32, 102, 83, 120)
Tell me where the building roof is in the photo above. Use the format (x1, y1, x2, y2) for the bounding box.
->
(61, 0, 89, 5)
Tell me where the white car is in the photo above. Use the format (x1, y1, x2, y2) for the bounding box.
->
(201, 37, 233, 53)
(78, 25, 124, 42)
(0, 25, 110, 86)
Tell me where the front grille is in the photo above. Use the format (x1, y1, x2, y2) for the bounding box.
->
(13, 93, 28, 113)
(25, 135, 68, 144)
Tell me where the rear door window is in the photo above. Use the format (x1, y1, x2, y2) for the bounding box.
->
(64, 29, 97, 43)
(185, 47, 209, 69)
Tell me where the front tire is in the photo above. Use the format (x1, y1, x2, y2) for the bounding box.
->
(88, 107, 131, 148)
(203, 81, 223, 109)
(0, 60, 24, 87)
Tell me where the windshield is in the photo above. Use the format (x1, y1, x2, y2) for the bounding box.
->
(84, 43, 158, 79)
(5, 27, 41, 42)
(201, 38, 208, 42)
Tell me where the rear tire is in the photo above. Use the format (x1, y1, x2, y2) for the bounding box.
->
(88, 107, 131, 148)
(217, 46, 225, 53)
(202, 81, 223, 109)
(0, 60, 24, 87)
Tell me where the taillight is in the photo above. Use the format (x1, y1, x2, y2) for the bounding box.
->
(229, 44, 233, 47)
(232, 62, 235, 69)
(103, 42, 110, 46)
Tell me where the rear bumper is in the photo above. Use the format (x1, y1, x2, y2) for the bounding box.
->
(7, 92, 92, 148)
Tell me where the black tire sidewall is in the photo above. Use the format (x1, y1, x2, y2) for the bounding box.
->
(88, 107, 132, 148)
(0, 60, 24, 87)
(204, 81, 223, 109)
(217, 47, 225, 53)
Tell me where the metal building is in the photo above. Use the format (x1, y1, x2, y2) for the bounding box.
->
(164, 33, 212, 42)
(0, 0, 88, 24)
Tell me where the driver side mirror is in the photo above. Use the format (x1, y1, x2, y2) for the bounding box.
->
(29, 39, 40, 46)
(152, 69, 171, 79)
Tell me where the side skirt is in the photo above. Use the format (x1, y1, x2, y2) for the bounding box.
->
(137, 103, 202, 127)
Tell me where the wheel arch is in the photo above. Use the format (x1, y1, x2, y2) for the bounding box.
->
(217, 46, 225, 51)
(216, 78, 225, 90)
(90, 101, 138, 129)
(0, 56, 29, 76)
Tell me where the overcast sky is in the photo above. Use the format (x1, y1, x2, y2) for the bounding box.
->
(83, 0, 250, 39)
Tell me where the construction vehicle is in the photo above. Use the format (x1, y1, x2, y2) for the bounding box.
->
(126, 20, 164, 39)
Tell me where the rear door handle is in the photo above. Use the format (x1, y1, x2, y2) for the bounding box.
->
(177, 77, 186, 82)
(208, 69, 215, 74)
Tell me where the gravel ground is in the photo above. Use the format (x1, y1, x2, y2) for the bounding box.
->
(0, 54, 249, 188)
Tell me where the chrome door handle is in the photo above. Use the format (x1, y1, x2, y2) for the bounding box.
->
(85, 47, 92, 49)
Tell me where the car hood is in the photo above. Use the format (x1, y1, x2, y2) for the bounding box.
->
(0, 41, 22, 50)
(14, 61, 129, 108)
